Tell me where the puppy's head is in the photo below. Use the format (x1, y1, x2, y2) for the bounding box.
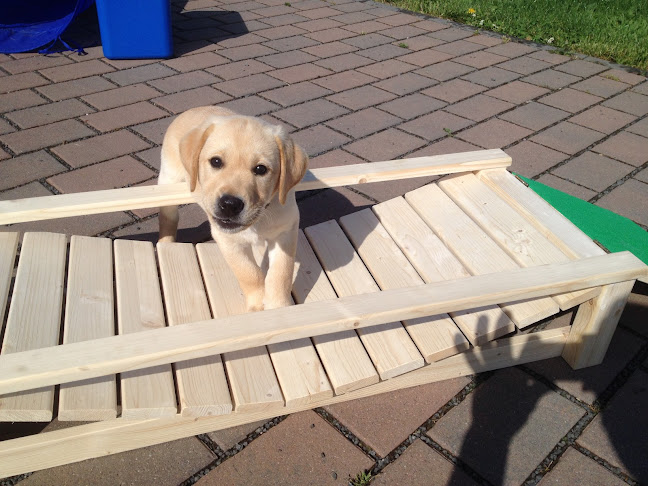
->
(179, 115, 308, 233)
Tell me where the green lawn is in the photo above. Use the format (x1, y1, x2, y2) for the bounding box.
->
(381, 0, 648, 71)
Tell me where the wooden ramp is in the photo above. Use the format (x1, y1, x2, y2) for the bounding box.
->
(0, 149, 646, 477)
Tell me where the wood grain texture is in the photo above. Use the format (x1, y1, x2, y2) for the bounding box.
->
(372, 197, 515, 345)
(114, 239, 177, 419)
(405, 184, 560, 327)
(0, 232, 67, 422)
(0, 150, 511, 225)
(157, 243, 232, 416)
(339, 209, 470, 361)
(1, 251, 645, 396)
(305, 220, 424, 379)
(58, 236, 117, 421)
(292, 231, 379, 394)
(195, 242, 284, 412)
(0, 327, 569, 478)
(0, 232, 19, 331)
(438, 173, 598, 309)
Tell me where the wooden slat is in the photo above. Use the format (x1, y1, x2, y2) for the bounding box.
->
(1, 251, 645, 396)
(437, 173, 598, 309)
(292, 231, 379, 394)
(0, 232, 19, 328)
(339, 209, 470, 360)
(373, 197, 515, 345)
(0, 232, 66, 422)
(305, 220, 424, 379)
(405, 184, 560, 327)
(157, 243, 232, 416)
(58, 236, 117, 421)
(0, 327, 569, 478)
(114, 240, 177, 419)
(195, 243, 283, 412)
(0, 149, 511, 225)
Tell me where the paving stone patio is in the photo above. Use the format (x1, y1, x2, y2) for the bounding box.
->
(1, 0, 647, 484)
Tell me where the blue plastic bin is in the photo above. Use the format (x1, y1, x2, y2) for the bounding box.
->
(96, 0, 173, 59)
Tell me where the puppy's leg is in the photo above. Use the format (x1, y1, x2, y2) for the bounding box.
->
(218, 240, 266, 312)
(264, 224, 298, 310)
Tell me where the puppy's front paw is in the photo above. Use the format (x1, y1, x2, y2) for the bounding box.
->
(264, 297, 293, 310)
(246, 302, 265, 312)
(158, 235, 176, 243)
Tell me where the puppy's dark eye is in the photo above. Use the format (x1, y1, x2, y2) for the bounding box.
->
(253, 164, 268, 176)
(210, 157, 223, 169)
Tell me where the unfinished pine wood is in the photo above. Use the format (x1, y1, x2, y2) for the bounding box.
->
(58, 236, 117, 421)
(438, 173, 598, 309)
(373, 197, 515, 345)
(0, 327, 569, 478)
(2, 251, 646, 396)
(340, 209, 470, 361)
(562, 281, 635, 369)
(195, 243, 284, 412)
(405, 184, 560, 327)
(305, 220, 424, 379)
(0, 232, 66, 422)
(292, 231, 379, 394)
(0, 232, 19, 329)
(114, 240, 177, 419)
(157, 243, 232, 416)
(0, 150, 511, 225)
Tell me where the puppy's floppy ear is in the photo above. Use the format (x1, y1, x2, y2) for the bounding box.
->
(275, 134, 308, 205)
(179, 124, 215, 192)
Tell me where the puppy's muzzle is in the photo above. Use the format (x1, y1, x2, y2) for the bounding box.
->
(218, 195, 244, 218)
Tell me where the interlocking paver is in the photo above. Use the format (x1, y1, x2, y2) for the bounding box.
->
(378, 93, 446, 119)
(308, 149, 365, 169)
(296, 18, 344, 33)
(0, 151, 66, 191)
(356, 58, 416, 79)
(35, 75, 116, 102)
(104, 63, 178, 86)
(266, 63, 331, 83)
(434, 40, 483, 56)
(531, 121, 605, 154)
(314, 52, 374, 72)
(206, 58, 272, 80)
(260, 49, 319, 68)
(0, 120, 14, 136)
(274, 98, 348, 128)
(0, 89, 46, 113)
(485, 80, 549, 104)
(445, 94, 514, 121)
(5, 99, 91, 129)
(398, 49, 454, 67)
(571, 75, 629, 98)
(538, 88, 603, 113)
(430, 27, 475, 42)
(602, 90, 648, 116)
(537, 173, 597, 200)
(484, 42, 537, 58)
(379, 25, 428, 40)
(457, 118, 532, 148)
(400, 110, 473, 141)
(592, 131, 648, 166)
(499, 101, 569, 131)
(152, 86, 231, 113)
(197, 411, 373, 486)
(80, 101, 167, 132)
(312, 69, 376, 92)
(291, 124, 352, 156)
(462, 66, 521, 87)
(207, 420, 271, 452)
(51, 130, 152, 168)
(415, 60, 475, 82)
(373, 72, 438, 95)
(528, 49, 570, 65)
(345, 127, 426, 160)
(398, 35, 444, 51)
(428, 368, 584, 486)
(342, 32, 392, 49)
(453, 51, 508, 69)
(0, 72, 50, 93)
(0, 119, 94, 154)
(306, 27, 357, 43)
(220, 95, 280, 116)
(326, 378, 471, 457)
(578, 370, 648, 484)
(596, 178, 648, 226)
(422, 78, 486, 103)
(358, 44, 410, 61)
(262, 81, 332, 106)
(218, 43, 277, 61)
(215, 72, 286, 96)
(497, 56, 552, 75)
(570, 105, 636, 134)
(345, 20, 392, 35)
(325, 107, 401, 138)
(130, 117, 177, 145)
(2, 54, 72, 75)
(522, 69, 581, 90)
(302, 41, 358, 58)
(505, 140, 568, 177)
(626, 117, 648, 137)
(373, 440, 479, 486)
(555, 59, 608, 77)
(262, 33, 317, 49)
(538, 447, 627, 486)
(38, 59, 114, 83)
(326, 85, 396, 110)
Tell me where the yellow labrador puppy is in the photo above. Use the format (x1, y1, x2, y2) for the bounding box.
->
(158, 106, 308, 312)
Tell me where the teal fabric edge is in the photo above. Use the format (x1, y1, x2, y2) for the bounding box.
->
(514, 173, 648, 266)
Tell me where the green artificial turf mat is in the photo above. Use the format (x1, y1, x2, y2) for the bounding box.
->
(514, 174, 648, 266)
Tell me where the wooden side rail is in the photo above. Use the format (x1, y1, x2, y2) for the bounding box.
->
(0, 149, 510, 225)
(0, 251, 645, 396)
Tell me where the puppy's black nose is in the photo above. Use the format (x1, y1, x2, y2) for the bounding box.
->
(218, 195, 244, 217)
